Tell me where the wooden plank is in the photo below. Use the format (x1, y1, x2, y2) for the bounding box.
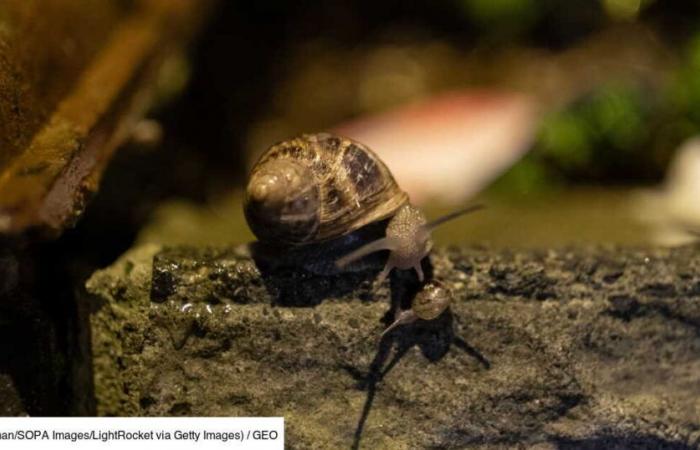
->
(0, 0, 214, 237)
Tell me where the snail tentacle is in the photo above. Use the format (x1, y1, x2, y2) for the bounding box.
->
(381, 309, 417, 338)
(375, 262, 394, 286)
(414, 263, 424, 282)
(335, 237, 398, 269)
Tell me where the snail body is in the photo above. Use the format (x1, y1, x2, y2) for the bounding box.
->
(245, 132, 430, 283)
(245, 132, 481, 292)
(245, 133, 486, 337)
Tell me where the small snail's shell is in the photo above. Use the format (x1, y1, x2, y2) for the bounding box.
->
(411, 280, 451, 320)
(245, 133, 409, 245)
(381, 280, 452, 337)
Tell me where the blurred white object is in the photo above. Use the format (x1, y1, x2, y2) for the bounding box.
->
(333, 90, 539, 205)
(634, 137, 700, 246)
(665, 137, 700, 226)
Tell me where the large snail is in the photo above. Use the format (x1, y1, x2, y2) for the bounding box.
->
(244, 132, 480, 331)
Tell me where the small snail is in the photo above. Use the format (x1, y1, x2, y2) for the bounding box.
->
(381, 280, 453, 337)
(244, 132, 482, 284)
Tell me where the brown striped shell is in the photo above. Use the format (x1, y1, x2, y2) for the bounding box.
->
(244, 133, 409, 246)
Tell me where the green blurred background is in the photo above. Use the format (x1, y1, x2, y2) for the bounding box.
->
(85, 0, 700, 253)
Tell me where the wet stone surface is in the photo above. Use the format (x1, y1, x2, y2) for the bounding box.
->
(86, 243, 700, 449)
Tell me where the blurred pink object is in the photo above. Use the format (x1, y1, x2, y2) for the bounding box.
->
(333, 90, 539, 205)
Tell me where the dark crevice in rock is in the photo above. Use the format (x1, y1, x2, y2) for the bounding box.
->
(639, 282, 677, 298)
(607, 294, 642, 321)
(648, 301, 700, 337)
(487, 263, 557, 300)
(0, 238, 95, 416)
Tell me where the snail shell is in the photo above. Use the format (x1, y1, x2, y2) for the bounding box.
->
(381, 280, 453, 337)
(411, 280, 452, 320)
(244, 133, 409, 246)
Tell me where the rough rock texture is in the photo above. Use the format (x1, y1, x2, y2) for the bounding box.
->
(86, 243, 700, 449)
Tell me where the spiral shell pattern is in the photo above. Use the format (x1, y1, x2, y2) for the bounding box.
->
(245, 133, 408, 245)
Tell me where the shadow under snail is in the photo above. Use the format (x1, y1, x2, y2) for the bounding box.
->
(244, 132, 481, 333)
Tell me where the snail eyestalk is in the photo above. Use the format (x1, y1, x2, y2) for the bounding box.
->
(424, 203, 485, 231)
